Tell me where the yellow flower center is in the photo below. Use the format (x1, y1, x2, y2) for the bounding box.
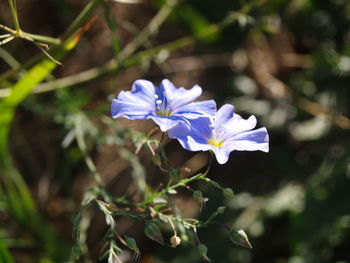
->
(156, 111, 172, 116)
(207, 138, 223, 147)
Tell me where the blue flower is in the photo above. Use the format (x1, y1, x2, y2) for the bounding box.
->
(169, 104, 269, 164)
(111, 79, 216, 131)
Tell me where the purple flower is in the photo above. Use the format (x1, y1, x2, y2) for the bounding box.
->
(169, 104, 269, 164)
(111, 79, 216, 132)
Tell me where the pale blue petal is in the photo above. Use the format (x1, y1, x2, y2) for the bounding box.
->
(214, 104, 235, 134)
(130, 79, 157, 105)
(172, 100, 216, 119)
(117, 90, 154, 109)
(222, 115, 257, 140)
(213, 147, 230, 164)
(169, 118, 213, 150)
(148, 115, 187, 132)
(111, 99, 152, 119)
(225, 127, 269, 152)
(169, 122, 212, 152)
(160, 79, 202, 110)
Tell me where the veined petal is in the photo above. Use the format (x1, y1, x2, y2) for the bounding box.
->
(214, 104, 235, 134)
(160, 79, 202, 110)
(117, 90, 154, 108)
(111, 99, 152, 119)
(130, 79, 157, 105)
(169, 122, 212, 151)
(172, 100, 216, 119)
(222, 115, 257, 140)
(225, 127, 269, 152)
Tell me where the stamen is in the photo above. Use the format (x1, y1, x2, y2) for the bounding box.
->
(154, 94, 159, 99)
(156, 100, 163, 105)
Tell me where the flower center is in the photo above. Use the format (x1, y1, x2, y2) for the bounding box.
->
(154, 94, 172, 116)
(207, 129, 224, 147)
(207, 138, 224, 147)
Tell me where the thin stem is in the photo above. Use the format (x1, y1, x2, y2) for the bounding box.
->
(0, 24, 16, 34)
(8, 0, 20, 32)
(160, 132, 165, 143)
(146, 126, 159, 138)
(0, 36, 14, 46)
(62, 0, 102, 40)
(22, 32, 61, 45)
(204, 151, 214, 176)
(74, 114, 106, 190)
(117, 0, 179, 61)
(0, 34, 11, 39)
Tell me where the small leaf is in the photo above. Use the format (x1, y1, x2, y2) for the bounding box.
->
(81, 188, 98, 207)
(144, 221, 165, 245)
(152, 154, 162, 166)
(153, 197, 167, 204)
(193, 190, 203, 201)
(223, 188, 234, 199)
(205, 206, 226, 224)
(229, 229, 252, 249)
(125, 236, 138, 250)
(167, 188, 177, 194)
(198, 244, 211, 262)
(206, 179, 221, 189)
(71, 243, 81, 260)
(217, 206, 226, 214)
(169, 168, 180, 181)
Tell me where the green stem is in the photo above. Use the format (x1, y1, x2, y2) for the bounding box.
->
(204, 151, 214, 176)
(8, 0, 20, 32)
(62, 0, 102, 40)
(0, 24, 16, 34)
(22, 32, 61, 45)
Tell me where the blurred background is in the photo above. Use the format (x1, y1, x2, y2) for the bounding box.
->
(1, 0, 350, 262)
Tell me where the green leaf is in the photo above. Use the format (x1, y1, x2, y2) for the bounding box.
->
(198, 244, 211, 262)
(169, 168, 180, 181)
(0, 238, 14, 263)
(144, 220, 165, 245)
(205, 178, 222, 189)
(229, 229, 252, 249)
(152, 154, 162, 166)
(205, 206, 226, 224)
(125, 236, 138, 251)
(167, 188, 177, 194)
(223, 188, 234, 199)
(193, 190, 203, 201)
(125, 236, 141, 259)
(70, 243, 81, 261)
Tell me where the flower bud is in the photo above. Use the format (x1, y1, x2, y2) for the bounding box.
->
(170, 235, 181, 248)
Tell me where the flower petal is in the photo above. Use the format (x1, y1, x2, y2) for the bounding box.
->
(169, 118, 213, 151)
(214, 104, 235, 134)
(225, 127, 269, 152)
(212, 147, 230, 164)
(172, 100, 216, 119)
(160, 79, 202, 110)
(222, 115, 257, 140)
(111, 99, 152, 119)
(148, 115, 187, 132)
(130, 79, 157, 105)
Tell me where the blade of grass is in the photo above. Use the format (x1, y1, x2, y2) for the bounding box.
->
(0, 22, 86, 263)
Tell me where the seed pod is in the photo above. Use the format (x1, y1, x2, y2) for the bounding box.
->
(170, 235, 181, 248)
